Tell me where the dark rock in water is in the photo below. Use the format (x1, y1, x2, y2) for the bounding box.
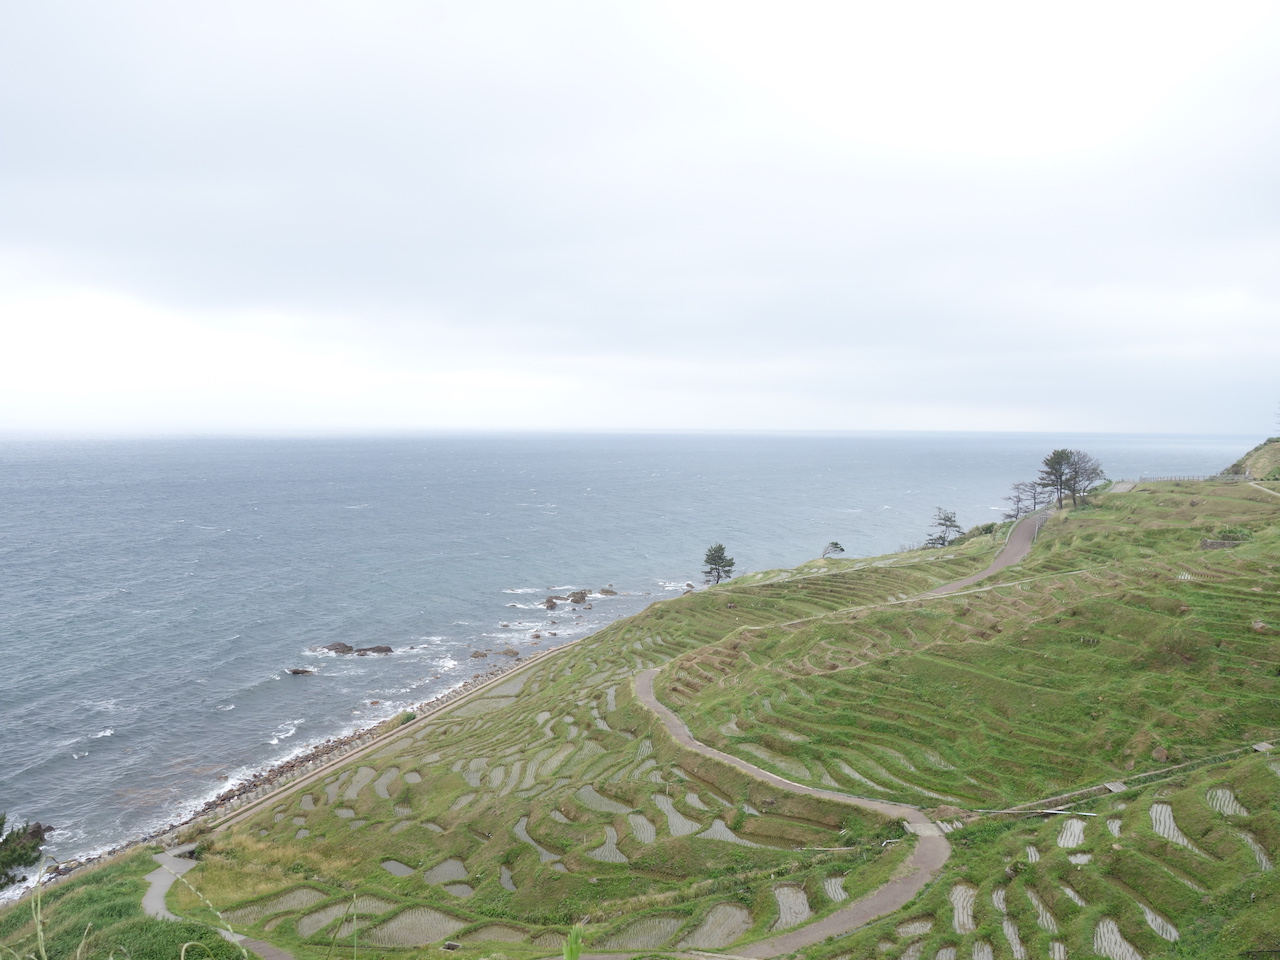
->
(499, 647, 520, 656)
(567, 590, 588, 604)
(324, 642, 355, 654)
(599, 586, 617, 596)
(470, 650, 488, 658)
(355, 645, 393, 655)
(287, 668, 316, 675)
(543, 598, 558, 610)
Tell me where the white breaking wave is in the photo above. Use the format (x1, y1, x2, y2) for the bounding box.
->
(268, 718, 305, 745)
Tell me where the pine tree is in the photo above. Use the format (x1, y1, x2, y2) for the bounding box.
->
(1038, 448, 1073, 508)
(702, 543, 735, 584)
(0, 814, 50, 890)
(924, 507, 963, 547)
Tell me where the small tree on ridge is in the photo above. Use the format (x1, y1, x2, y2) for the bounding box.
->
(924, 507, 963, 548)
(703, 543, 735, 584)
(1038, 448, 1073, 508)
(1065, 449, 1105, 506)
(1003, 479, 1050, 519)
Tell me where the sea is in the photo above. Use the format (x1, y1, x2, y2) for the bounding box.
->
(0, 431, 1254, 886)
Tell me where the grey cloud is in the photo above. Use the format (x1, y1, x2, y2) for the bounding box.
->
(2, 2, 1279, 434)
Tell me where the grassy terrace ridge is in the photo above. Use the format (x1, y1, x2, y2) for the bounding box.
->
(661, 480, 1280, 809)
(4, 450, 1279, 960)
(1228, 435, 1280, 480)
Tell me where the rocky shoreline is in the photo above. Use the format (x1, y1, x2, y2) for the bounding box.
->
(26, 647, 553, 892)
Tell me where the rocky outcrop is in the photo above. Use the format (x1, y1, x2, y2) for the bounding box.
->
(316, 642, 392, 656)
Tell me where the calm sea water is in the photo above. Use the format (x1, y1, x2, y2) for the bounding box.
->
(0, 432, 1252, 874)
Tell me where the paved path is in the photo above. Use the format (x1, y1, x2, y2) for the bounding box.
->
(141, 845, 198, 922)
(923, 508, 1045, 597)
(629, 510, 1050, 955)
(165, 509, 1047, 960)
(636, 671, 948, 957)
(141, 844, 294, 960)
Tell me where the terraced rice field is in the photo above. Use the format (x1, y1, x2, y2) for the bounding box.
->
(295, 896, 394, 937)
(601, 916, 683, 949)
(771, 884, 812, 930)
(186, 551, 948, 953)
(678, 903, 753, 948)
(150, 478, 1279, 960)
(656, 483, 1280, 811)
(223, 887, 327, 925)
(819, 749, 1280, 960)
(363, 907, 467, 947)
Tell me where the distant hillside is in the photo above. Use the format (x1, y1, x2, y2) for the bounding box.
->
(1226, 437, 1280, 479)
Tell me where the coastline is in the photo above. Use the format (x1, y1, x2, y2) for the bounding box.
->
(3, 432, 1250, 911)
(17, 638, 577, 899)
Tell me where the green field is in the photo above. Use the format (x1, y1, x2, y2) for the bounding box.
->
(5, 445, 1279, 960)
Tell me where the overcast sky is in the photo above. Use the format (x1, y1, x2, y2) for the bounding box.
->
(2, 1, 1278, 437)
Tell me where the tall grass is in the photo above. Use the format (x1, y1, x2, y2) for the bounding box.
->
(0, 855, 242, 960)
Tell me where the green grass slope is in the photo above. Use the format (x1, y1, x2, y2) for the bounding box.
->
(0, 850, 243, 960)
(812, 751, 1280, 960)
(153, 548, 1001, 959)
(4, 476, 1277, 960)
(661, 481, 1280, 809)
(1226, 437, 1280, 480)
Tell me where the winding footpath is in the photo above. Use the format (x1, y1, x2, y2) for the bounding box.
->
(923, 505, 1042, 597)
(141, 511, 1044, 959)
(632, 509, 1045, 956)
(142, 844, 294, 960)
(637, 668, 948, 958)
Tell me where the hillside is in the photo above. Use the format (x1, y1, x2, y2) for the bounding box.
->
(1227, 437, 1280, 479)
(4, 474, 1278, 960)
